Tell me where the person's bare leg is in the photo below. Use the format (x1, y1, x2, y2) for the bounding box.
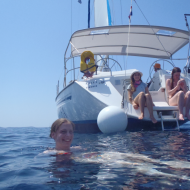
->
(185, 91, 190, 120)
(149, 93, 155, 107)
(145, 94, 157, 123)
(139, 92, 146, 119)
(169, 91, 184, 120)
(134, 92, 145, 120)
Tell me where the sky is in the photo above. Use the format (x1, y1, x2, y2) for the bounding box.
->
(0, 0, 190, 127)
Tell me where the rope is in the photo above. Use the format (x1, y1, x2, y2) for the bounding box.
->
(120, 0, 123, 25)
(71, 0, 72, 35)
(121, 0, 133, 109)
(124, 0, 133, 77)
(58, 67, 65, 81)
(133, 0, 174, 64)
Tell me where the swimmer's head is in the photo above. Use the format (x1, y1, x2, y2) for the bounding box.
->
(50, 118, 75, 138)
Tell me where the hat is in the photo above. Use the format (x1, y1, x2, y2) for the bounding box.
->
(154, 63, 161, 69)
(130, 70, 143, 79)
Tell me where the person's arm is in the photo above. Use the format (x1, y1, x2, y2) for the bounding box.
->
(166, 79, 181, 98)
(145, 87, 155, 106)
(145, 86, 150, 94)
(180, 79, 188, 93)
(128, 90, 133, 104)
(128, 90, 138, 109)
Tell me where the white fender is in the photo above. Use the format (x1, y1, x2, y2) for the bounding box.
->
(97, 106, 128, 133)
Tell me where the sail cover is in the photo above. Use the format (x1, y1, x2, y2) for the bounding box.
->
(94, 0, 111, 27)
(68, 25, 189, 59)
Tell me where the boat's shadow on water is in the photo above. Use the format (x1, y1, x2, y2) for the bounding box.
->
(127, 118, 189, 132)
(74, 119, 190, 134)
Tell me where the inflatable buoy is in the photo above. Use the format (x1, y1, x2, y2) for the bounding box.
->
(97, 106, 128, 133)
(80, 51, 96, 73)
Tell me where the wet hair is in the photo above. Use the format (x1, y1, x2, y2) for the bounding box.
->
(170, 67, 181, 89)
(130, 72, 142, 93)
(49, 118, 75, 138)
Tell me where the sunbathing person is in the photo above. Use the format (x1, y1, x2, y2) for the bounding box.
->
(166, 67, 190, 120)
(127, 71, 157, 123)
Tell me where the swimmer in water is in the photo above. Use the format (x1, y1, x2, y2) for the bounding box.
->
(44, 118, 75, 155)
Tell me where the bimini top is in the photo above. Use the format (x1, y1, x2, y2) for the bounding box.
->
(66, 25, 189, 60)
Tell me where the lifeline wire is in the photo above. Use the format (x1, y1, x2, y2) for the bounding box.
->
(121, 0, 133, 109)
(133, 0, 174, 65)
(120, 0, 125, 67)
(58, 41, 80, 81)
(71, 0, 72, 35)
(59, 0, 73, 82)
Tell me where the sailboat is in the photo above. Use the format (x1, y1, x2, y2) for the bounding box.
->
(55, 0, 190, 133)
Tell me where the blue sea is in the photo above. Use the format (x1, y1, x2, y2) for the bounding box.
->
(1, 125, 190, 190)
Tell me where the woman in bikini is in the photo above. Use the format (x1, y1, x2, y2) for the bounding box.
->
(166, 67, 190, 120)
(127, 71, 157, 123)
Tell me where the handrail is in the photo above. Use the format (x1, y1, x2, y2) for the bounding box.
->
(65, 57, 123, 83)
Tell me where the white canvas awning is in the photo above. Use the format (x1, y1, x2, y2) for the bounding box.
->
(66, 25, 189, 60)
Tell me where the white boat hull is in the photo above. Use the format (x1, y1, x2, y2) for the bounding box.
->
(56, 70, 190, 133)
(56, 71, 129, 132)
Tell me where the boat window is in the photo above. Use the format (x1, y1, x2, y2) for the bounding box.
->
(156, 30, 176, 36)
(90, 29, 109, 35)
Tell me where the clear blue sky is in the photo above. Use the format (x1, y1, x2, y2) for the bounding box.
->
(0, 0, 190, 127)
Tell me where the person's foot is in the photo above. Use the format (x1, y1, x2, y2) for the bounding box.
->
(179, 113, 184, 120)
(150, 116, 157, 123)
(138, 113, 144, 120)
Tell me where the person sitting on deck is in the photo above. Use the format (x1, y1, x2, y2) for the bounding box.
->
(154, 63, 161, 72)
(127, 71, 157, 123)
(147, 63, 161, 87)
(80, 51, 96, 78)
(166, 67, 190, 120)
